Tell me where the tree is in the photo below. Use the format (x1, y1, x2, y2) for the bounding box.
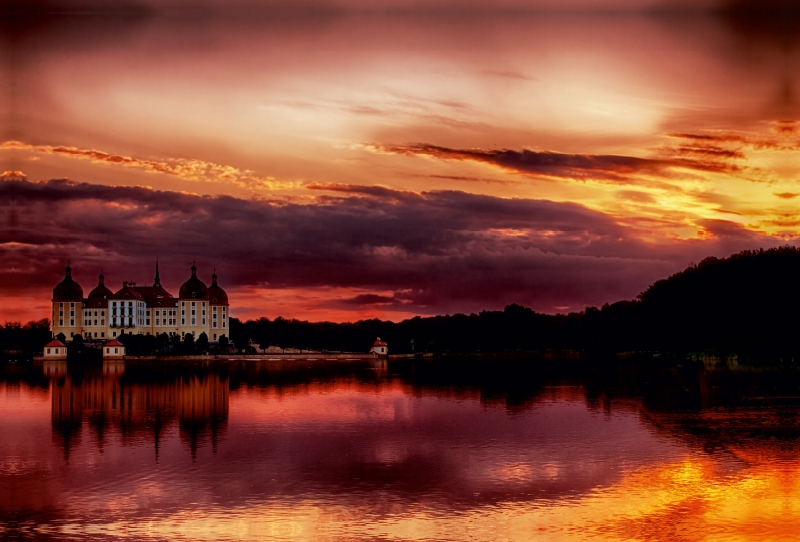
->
(56, 332, 66, 343)
(157, 333, 171, 352)
(219, 335, 229, 350)
(71, 334, 84, 350)
(196, 332, 209, 353)
(183, 333, 195, 354)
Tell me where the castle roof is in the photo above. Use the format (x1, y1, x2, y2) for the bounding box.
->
(104, 339, 124, 347)
(179, 262, 209, 300)
(111, 282, 145, 301)
(45, 339, 66, 347)
(134, 285, 177, 307)
(374, 338, 387, 346)
(86, 272, 114, 307)
(52, 264, 84, 302)
(208, 269, 228, 305)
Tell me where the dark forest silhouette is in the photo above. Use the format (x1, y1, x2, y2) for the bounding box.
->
(230, 246, 800, 354)
(4, 246, 800, 357)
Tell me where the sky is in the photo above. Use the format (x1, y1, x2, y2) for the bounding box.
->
(3, 0, 800, 322)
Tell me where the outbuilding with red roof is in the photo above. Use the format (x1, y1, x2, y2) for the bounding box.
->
(43, 339, 67, 359)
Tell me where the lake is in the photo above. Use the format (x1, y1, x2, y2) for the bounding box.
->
(2, 357, 800, 541)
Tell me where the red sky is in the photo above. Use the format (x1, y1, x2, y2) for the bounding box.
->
(3, 0, 800, 322)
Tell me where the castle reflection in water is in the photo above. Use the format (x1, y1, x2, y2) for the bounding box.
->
(45, 361, 228, 460)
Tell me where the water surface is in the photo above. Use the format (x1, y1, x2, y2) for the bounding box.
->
(2, 358, 800, 541)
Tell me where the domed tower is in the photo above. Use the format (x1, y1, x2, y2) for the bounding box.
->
(84, 272, 112, 340)
(178, 262, 209, 339)
(51, 263, 84, 341)
(208, 269, 230, 342)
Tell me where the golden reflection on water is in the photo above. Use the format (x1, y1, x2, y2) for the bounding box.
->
(4, 360, 800, 541)
(56, 455, 797, 542)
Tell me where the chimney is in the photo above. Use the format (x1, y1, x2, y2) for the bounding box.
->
(123, 281, 128, 287)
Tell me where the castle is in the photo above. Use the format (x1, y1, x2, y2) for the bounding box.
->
(51, 262, 230, 343)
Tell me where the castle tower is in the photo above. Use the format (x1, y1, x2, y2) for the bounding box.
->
(178, 262, 209, 339)
(207, 269, 230, 342)
(51, 263, 84, 341)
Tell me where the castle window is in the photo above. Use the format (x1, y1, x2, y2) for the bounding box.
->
(47, 349, 51, 354)
(213, 298, 217, 303)
(101, 332, 105, 338)
(192, 292, 196, 298)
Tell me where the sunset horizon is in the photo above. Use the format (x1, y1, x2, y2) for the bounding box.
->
(6, 1, 800, 326)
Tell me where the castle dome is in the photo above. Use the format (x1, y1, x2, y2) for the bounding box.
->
(88, 272, 113, 299)
(179, 262, 209, 299)
(52, 264, 84, 301)
(208, 269, 228, 305)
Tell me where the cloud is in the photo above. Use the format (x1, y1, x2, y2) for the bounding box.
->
(340, 294, 400, 305)
(368, 142, 744, 184)
(0, 141, 297, 191)
(0, 178, 788, 319)
(423, 174, 522, 186)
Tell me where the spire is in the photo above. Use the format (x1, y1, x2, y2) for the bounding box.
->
(191, 260, 197, 278)
(212, 267, 218, 285)
(65, 261, 72, 278)
(98, 269, 105, 285)
(154, 258, 161, 287)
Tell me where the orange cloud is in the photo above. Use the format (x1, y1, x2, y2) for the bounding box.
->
(0, 141, 298, 191)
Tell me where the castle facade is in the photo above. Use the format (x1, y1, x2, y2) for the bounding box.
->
(51, 262, 230, 342)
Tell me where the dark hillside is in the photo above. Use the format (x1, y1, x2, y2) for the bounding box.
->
(606, 246, 800, 350)
(229, 247, 800, 354)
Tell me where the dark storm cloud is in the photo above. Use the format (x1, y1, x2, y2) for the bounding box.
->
(373, 143, 742, 184)
(0, 178, 786, 315)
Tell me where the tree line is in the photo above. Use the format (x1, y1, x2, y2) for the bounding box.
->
(229, 246, 800, 354)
